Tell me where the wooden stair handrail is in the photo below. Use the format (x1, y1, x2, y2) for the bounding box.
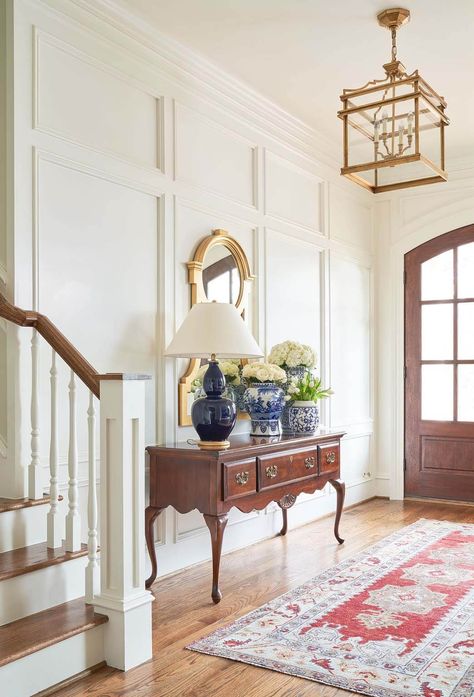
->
(0, 293, 100, 397)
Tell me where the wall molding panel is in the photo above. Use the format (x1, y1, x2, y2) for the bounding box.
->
(33, 28, 165, 172)
(173, 100, 258, 210)
(264, 150, 324, 234)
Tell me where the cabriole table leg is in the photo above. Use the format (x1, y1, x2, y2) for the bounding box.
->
(203, 513, 228, 604)
(329, 479, 345, 544)
(145, 505, 163, 589)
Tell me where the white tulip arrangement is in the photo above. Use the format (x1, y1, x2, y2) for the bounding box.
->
(268, 340, 317, 369)
(287, 373, 333, 402)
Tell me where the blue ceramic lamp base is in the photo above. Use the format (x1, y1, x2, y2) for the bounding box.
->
(191, 357, 237, 450)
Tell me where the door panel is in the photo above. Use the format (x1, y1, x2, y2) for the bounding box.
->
(405, 224, 474, 501)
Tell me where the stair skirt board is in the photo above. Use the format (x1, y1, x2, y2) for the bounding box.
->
(0, 625, 105, 697)
(0, 555, 88, 625)
(0, 505, 48, 553)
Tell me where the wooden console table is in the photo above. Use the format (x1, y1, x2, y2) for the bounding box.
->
(145, 430, 345, 603)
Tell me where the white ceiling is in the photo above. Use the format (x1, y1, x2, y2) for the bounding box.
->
(116, 0, 474, 164)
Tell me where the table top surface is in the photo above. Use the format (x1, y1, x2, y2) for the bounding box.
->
(147, 428, 345, 455)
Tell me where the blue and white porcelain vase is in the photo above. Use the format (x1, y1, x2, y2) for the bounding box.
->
(281, 366, 307, 434)
(288, 400, 320, 435)
(243, 382, 285, 436)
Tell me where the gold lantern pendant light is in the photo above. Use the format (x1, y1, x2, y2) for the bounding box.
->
(338, 8, 449, 194)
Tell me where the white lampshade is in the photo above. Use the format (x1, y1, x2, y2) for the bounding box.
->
(165, 302, 263, 359)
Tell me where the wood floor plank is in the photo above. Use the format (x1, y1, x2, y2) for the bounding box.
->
(51, 499, 474, 697)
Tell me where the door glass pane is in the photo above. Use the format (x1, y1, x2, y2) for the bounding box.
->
(421, 250, 453, 300)
(421, 304, 453, 360)
(422, 365, 453, 421)
(458, 302, 474, 359)
(458, 365, 474, 421)
(458, 242, 474, 299)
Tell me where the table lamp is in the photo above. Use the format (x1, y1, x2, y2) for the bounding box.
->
(165, 302, 263, 449)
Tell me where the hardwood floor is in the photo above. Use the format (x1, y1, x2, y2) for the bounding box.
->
(53, 498, 474, 697)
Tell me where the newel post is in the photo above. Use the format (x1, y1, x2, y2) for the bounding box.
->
(93, 374, 153, 670)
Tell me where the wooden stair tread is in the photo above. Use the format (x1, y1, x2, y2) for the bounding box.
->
(0, 598, 108, 667)
(0, 494, 58, 513)
(0, 541, 88, 582)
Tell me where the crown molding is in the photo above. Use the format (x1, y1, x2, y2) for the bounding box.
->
(39, 0, 341, 171)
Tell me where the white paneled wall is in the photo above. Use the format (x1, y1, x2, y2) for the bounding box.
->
(3, 0, 375, 574)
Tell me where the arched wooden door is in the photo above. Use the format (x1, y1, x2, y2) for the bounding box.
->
(405, 224, 474, 501)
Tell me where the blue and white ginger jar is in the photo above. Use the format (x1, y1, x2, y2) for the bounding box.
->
(281, 366, 307, 434)
(288, 401, 320, 434)
(243, 382, 285, 437)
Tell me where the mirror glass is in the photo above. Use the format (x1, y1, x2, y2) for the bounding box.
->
(202, 244, 241, 304)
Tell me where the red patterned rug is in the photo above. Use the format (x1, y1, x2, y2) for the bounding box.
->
(188, 519, 474, 697)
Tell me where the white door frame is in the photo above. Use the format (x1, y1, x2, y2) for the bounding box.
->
(387, 206, 474, 500)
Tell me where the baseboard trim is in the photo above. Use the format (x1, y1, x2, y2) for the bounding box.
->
(34, 661, 108, 696)
(405, 496, 474, 507)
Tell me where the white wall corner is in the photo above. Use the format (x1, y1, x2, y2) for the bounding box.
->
(0, 434, 7, 458)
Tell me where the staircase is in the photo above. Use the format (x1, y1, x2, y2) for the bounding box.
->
(0, 293, 153, 696)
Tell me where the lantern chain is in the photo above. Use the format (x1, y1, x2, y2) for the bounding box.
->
(391, 27, 397, 61)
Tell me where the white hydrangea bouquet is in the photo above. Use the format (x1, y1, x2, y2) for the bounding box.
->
(268, 340, 316, 369)
(241, 362, 287, 385)
(191, 359, 241, 392)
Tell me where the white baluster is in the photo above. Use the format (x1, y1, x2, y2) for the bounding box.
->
(85, 391, 99, 602)
(65, 370, 81, 551)
(47, 350, 62, 548)
(28, 329, 43, 499)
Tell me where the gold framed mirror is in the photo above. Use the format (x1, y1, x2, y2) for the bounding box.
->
(178, 229, 254, 426)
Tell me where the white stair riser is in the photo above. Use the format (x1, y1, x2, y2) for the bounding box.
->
(0, 506, 49, 553)
(0, 556, 87, 625)
(0, 625, 105, 697)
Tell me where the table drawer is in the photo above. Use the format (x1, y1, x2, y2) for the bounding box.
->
(318, 442, 340, 475)
(257, 447, 318, 490)
(223, 458, 257, 501)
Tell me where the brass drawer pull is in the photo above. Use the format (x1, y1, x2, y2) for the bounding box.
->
(326, 451, 336, 464)
(265, 465, 278, 479)
(235, 471, 249, 486)
(304, 456, 315, 469)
